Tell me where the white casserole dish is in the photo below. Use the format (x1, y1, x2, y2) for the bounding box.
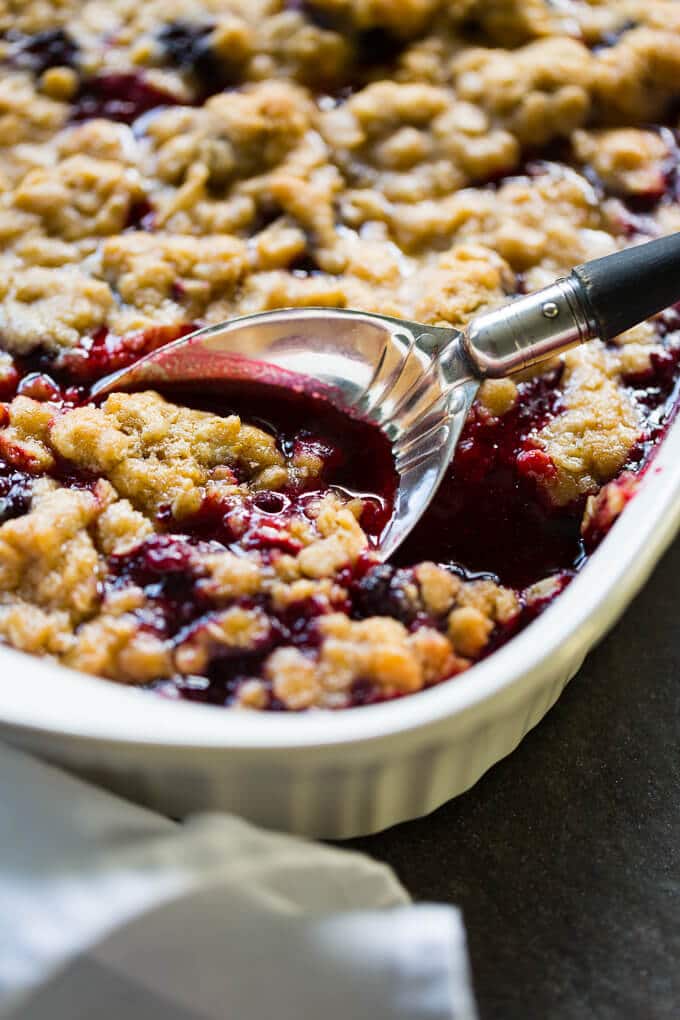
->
(1, 413, 678, 839)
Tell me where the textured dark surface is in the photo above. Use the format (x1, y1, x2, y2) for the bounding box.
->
(351, 537, 680, 1019)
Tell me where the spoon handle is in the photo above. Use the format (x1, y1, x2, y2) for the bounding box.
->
(463, 232, 680, 378)
(572, 231, 680, 340)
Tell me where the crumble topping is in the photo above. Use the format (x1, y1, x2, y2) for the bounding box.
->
(572, 128, 671, 200)
(100, 233, 248, 330)
(0, 480, 102, 622)
(0, 0, 678, 710)
(536, 343, 642, 505)
(14, 154, 147, 242)
(0, 267, 113, 355)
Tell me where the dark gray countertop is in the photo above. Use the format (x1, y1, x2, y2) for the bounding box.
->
(351, 538, 680, 1019)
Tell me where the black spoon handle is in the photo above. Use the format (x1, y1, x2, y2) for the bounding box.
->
(571, 231, 680, 341)
(464, 232, 680, 378)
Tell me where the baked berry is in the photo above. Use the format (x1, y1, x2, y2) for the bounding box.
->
(252, 490, 288, 514)
(16, 372, 62, 402)
(0, 467, 32, 523)
(8, 28, 78, 74)
(353, 564, 418, 623)
(110, 533, 198, 584)
(157, 20, 239, 94)
(71, 72, 181, 124)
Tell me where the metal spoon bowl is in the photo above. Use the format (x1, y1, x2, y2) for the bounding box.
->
(91, 232, 680, 558)
(92, 308, 474, 558)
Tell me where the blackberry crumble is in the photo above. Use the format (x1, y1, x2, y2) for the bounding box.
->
(0, 0, 679, 710)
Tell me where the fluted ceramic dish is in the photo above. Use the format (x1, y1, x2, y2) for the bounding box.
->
(0, 404, 678, 837)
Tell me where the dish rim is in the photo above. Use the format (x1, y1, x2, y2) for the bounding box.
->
(1, 410, 679, 753)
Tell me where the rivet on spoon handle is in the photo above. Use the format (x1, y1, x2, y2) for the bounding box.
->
(461, 275, 597, 378)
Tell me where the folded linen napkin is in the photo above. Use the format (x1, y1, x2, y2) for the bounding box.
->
(0, 742, 477, 1020)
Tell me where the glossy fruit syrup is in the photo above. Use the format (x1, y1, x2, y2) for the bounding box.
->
(396, 367, 582, 590)
(399, 330, 680, 591)
(156, 380, 399, 548)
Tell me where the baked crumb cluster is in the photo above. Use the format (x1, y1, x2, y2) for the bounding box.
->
(0, 0, 679, 709)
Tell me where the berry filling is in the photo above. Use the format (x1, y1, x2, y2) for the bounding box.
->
(156, 21, 239, 96)
(71, 72, 182, 124)
(5, 27, 79, 74)
(0, 464, 32, 524)
(396, 370, 586, 589)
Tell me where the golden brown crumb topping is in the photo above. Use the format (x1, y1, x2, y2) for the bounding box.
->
(49, 390, 289, 515)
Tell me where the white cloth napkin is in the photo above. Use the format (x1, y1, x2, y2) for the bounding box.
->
(0, 742, 477, 1020)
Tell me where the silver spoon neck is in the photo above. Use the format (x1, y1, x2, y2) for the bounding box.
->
(461, 274, 599, 379)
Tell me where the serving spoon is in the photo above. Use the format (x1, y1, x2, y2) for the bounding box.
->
(92, 232, 680, 558)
